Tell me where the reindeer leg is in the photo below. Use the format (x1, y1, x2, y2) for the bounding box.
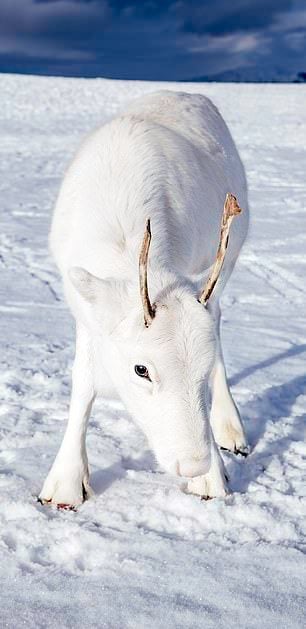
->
(209, 303, 249, 456)
(39, 323, 95, 508)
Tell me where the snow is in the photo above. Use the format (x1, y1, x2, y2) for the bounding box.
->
(0, 74, 306, 628)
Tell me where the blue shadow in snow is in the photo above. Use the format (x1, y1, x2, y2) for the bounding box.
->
(229, 343, 306, 388)
(231, 372, 306, 493)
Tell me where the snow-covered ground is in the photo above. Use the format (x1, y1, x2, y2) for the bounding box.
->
(0, 74, 305, 628)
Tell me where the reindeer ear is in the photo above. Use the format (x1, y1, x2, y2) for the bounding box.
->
(69, 266, 129, 333)
(69, 267, 104, 303)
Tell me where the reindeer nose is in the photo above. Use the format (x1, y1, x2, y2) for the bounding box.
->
(177, 457, 208, 478)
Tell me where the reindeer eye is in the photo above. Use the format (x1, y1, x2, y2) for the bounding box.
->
(134, 365, 151, 380)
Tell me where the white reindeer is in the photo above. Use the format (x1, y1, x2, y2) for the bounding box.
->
(39, 90, 249, 508)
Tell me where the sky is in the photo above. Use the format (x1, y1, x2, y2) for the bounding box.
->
(0, 0, 305, 82)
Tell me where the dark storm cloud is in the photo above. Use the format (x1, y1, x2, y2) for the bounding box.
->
(0, 0, 305, 81)
(0, 0, 111, 46)
(178, 0, 294, 35)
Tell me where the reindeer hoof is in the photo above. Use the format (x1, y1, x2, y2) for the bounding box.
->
(57, 503, 77, 512)
(37, 496, 77, 511)
(37, 496, 51, 506)
(235, 445, 250, 457)
(221, 444, 250, 458)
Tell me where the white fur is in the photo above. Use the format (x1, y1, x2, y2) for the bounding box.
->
(39, 91, 249, 507)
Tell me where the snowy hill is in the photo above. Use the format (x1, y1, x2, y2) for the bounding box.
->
(0, 74, 305, 628)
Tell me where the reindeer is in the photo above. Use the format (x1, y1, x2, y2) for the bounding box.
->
(39, 91, 249, 508)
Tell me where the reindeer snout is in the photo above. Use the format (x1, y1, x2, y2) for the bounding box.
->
(177, 457, 208, 478)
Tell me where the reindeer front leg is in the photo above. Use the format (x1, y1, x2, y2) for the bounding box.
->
(209, 303, 249, 456)
(39, 323, 95, 508)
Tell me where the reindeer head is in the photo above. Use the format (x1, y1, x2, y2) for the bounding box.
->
(70, 194, 241, 478)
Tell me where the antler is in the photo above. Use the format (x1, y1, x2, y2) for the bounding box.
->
(139, 219, 156, 327)
(199, 193, 242, 305)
